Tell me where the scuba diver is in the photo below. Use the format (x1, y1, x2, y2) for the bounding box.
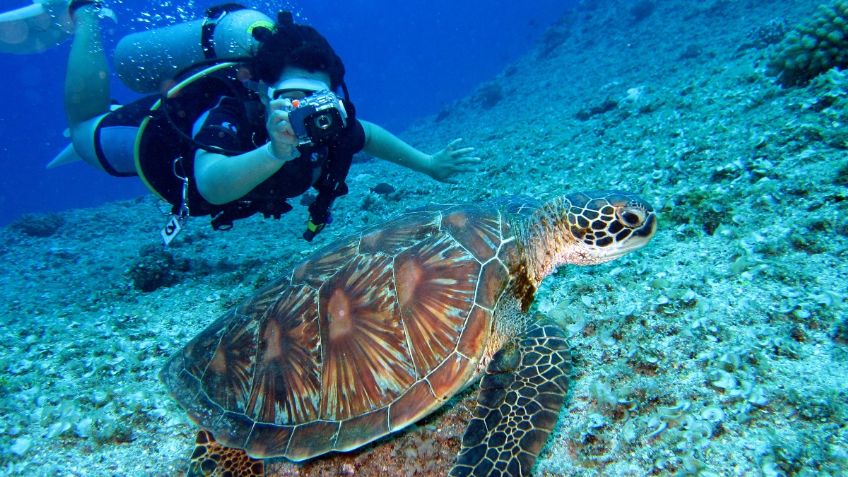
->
(5, 1, 479, 243)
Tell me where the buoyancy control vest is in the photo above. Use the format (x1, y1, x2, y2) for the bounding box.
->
(135, 61, 363, 231)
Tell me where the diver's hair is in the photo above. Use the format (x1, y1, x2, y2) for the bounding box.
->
(252, 11, 346, 90)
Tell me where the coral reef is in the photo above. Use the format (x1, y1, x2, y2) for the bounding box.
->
(767, 0, 848, 86)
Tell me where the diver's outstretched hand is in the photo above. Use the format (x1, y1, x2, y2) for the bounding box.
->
(427, 138, 480, 184)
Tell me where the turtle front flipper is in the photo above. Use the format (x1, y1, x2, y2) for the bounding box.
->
(450, 319, 572, 477)
(187, 430, 265, 477)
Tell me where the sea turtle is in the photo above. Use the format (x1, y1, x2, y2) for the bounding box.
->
(162, 190, 657, 476)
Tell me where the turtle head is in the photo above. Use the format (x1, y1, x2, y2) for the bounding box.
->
(560, 190, 656, 265)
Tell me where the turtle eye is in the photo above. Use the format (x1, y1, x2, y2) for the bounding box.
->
(618, 206, 646, 228)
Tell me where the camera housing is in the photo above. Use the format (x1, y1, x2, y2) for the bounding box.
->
(286, 90, 348, 147)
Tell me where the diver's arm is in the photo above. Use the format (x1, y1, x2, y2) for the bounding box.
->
(194, 97, 298, 205)
(360, 120, 479, 183)
(194, 147, 289, 205)
(360, 120, 432, 175)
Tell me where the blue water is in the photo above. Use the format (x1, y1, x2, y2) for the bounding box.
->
(0, 0, 574, 226)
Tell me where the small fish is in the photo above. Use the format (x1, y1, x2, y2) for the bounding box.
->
(370, 183, 396, 195)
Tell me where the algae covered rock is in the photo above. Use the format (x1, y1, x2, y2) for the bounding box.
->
(8, 213, 65, 237)
(126, 244, 188, 292)
(767, 0, 848, 87)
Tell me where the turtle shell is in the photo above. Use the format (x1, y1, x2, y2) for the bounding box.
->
(161, 197, 539, 461)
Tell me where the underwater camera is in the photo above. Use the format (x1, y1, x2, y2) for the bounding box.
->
(286, 91, 348, 147)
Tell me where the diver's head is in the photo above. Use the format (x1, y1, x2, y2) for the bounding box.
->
(252, 12, 345, 92)
(265, 68, 332, 103)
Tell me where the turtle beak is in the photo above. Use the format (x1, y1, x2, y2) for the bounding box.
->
(637, 212, 657, 238)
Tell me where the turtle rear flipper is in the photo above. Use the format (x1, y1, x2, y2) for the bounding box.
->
(450, 319, 572, 477)
(187, 430, 265, 477)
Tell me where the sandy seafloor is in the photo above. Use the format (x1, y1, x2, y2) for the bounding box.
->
(2, 0, 847, 475)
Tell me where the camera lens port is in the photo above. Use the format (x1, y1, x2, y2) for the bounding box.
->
(314, 113, 333, 130)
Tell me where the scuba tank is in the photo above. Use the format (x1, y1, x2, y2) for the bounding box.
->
(114, 4, 273, 93)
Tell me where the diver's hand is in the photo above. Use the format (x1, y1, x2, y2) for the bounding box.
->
(265, 98, 300, 161)
(426, 138, 480, 183)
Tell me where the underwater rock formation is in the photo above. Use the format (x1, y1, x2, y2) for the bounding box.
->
(126, 245, 184, 292)
(9, 213, 65, 238)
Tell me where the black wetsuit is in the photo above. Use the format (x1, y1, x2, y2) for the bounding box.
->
(192, 95, 365, 229)
(104, 64, 366, 230)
